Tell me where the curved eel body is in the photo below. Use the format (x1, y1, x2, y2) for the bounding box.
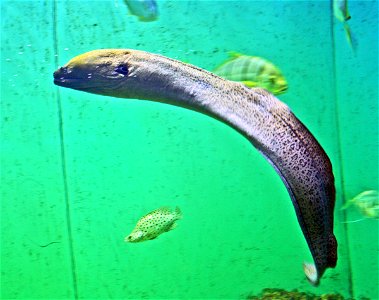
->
(53, 49, 337, 285)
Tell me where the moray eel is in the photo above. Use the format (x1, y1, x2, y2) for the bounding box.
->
(53, 49, 337, 285)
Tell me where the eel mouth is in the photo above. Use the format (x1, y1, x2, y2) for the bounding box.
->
(53, 66, 91, 89)
(53, 76, 81, 87)
(53, 69, 102, 91)
(53, 68, 76, 87)
(53, 77, 104, 92)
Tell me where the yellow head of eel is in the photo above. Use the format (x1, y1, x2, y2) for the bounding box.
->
(54, 49, 155, 100)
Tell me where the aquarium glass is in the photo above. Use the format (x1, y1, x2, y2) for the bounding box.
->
(1, 1, 378, 299)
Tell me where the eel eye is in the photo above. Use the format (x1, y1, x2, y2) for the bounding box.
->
(115, 65, 129, 75)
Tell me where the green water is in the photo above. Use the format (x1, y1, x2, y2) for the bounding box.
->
(1, 1, 378, 299)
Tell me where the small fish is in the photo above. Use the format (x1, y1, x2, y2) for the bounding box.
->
(333, 0, 355, 51)
(124, 0, 158, 22)
(125, 206, 182, 243)
(342, 190, 379, 219)
(213, 52, 288, 95)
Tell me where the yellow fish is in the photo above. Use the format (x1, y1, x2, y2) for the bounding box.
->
(342, 190, 378, 220)
(125, 206, 182, 243)
(213, 52, 288, 95)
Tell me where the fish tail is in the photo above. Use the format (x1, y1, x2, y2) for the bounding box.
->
(303, 262, 319, 286)
(341, 199, 353, 210)
(343, 23, 356, 52)
(303, 234, 337, 285)
(175, 206, 182, 219)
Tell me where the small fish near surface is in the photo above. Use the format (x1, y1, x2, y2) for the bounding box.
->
(213, 52, 288, 95)
(124, 0, 158, 22)
(342, 190, 379, 220)
(333, 0, 355, 51)
(125, 206, 182, 243)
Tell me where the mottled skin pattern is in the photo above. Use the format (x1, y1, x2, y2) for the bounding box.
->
(53, 49, 337, 285)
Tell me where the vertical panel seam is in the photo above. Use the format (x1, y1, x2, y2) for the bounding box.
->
(329, 1, 354, 298)
(52, 1, 79, 299)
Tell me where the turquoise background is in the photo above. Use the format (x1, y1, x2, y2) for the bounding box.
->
(1, 0, 378, 299)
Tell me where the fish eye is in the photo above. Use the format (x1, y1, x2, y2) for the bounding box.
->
(115, 65, 129, 75)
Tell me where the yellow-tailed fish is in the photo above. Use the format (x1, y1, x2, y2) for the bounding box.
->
(333, 0, 355, 51)
(213, 52, 288, 95)
(124, 0, 158, 22)
(125, 206, 182, 243)
(342, 190, 379, 219)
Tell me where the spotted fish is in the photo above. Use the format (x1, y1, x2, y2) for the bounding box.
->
(213, 52, 288, 95)
(125, 206, 182, 243)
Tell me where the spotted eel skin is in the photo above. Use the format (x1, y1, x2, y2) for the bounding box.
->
(53, 49, 337, 285)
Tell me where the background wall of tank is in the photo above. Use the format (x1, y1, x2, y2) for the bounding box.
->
(1, 1, 378, 299)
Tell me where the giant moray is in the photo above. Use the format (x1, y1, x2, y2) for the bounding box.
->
(53, 49, 337, 285)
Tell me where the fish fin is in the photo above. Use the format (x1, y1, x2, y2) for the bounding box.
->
(303, 262, 319, 286)
(342, 218, 366, 223)
(241, 81, 258, 88)
(341, 199, 353, 210)
(167, 222, 178, 231)
(154, 206, 171, 213)
(228, 51, 242, 58)
(213, 52, 243, 72)
(355, 190, 378, 200)
(175, 206, 182, 219)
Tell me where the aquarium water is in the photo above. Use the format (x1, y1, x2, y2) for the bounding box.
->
(1, 1, 378, 299)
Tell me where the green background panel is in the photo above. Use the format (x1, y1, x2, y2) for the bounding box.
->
(1, 1, 378, 299)
(1, 2, 75, 299)
(333, 1, 379, 299)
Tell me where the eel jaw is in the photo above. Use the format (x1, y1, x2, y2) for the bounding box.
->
(53, 67, 116, 94)
(53, 67, 85, 89)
